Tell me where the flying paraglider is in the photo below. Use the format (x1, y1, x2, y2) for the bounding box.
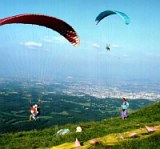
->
(95, 10, 130, 25)
(95, 10, 130, 51)
(0, 14, 80, 46)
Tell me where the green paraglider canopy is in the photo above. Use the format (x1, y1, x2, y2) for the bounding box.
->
(95, 10, 130, 25)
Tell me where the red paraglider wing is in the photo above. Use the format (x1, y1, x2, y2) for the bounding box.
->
(0, 14, 80, 46)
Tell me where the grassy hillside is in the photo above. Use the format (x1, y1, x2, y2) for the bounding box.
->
(0, 101, 160, 149)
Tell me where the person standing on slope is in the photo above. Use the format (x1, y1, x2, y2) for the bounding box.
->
(120, 97, 129, 120)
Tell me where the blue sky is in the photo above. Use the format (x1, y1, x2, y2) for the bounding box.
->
(0, 0, 160, 82)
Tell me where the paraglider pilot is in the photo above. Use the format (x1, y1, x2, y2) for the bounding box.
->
(29, 104, 37, 121)
(106, 44, 110, 51)
(29, 104, 40, 121)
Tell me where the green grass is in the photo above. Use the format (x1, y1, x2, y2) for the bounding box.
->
(0, 101, 160, 149)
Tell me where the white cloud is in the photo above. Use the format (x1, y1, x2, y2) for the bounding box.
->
(20, 41, 42, 49)
(91, 43, 123, 50)
(111, 44, 122, 49)
(92, 43, 100, 49)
